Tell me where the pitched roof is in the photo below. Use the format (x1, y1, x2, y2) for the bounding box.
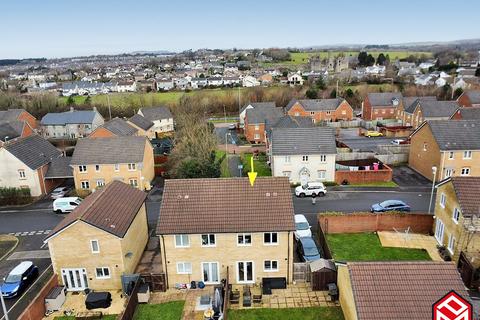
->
(45, 157, 73, 179)
(427, 120, 480, 150)
(157, 177, 295, 234)
(403, 96, 437, 114)
(46, 181, 147, 240)
(0, 109, 24, 122)
(129, 114, 154, 131)
(271, 127, 336, 155)
(41, 109, 101, 125)
(139, 106, 172, 121)
(366, 92, 403, 107)
(0, 121, 23, 141)
(455, 107, 480, 120)
(450, 177, 480, 218)
(272, 115, 314, 129)
(70, 136, 148, 165)
(4, 134, 61, 170)
(347, 261, 469, 320)
(240, 102, 276, 114)
(416, 100, 459, 118)
(98, 117, 138, 136)
(466, 90, 480, 104)
(286, 98, 345, 112)
(245, 106, 283, 125)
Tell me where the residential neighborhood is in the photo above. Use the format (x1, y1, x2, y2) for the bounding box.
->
(1, 2, 480, 320)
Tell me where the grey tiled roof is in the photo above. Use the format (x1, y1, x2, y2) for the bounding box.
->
(403, 96, 437, 114)
(272, 115, 314, 129)
(129, 114, 154, 131)
(139, 106, 172, 121)
(240, 102, 276, 114)
(100, 118, 138, 136)
(367, 92, 403, 107)
(71, 136, 149, 165)
(0, 121, 23, 141)
(286, 98, 344, 112)
(0, 109, 24, 122)
(466, 90, 480, 104)
(4, 135, 61, 170)
(45, 157, 73, 178)
(455, 107, 480, 120)
(427, 120, 480, 150)
(418, 100, 459, 118)
(271, 127, 336, 155)
(450, 177, 480, 218)
(41, 110, 100, 125)
(245, 107, 283, 125)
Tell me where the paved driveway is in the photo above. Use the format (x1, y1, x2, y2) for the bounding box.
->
(393, 166, 431, 187)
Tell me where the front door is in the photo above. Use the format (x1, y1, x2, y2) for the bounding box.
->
(435, 219, 445, 244)
(237, 261, 254, 283)
(61, 268, 88, 291)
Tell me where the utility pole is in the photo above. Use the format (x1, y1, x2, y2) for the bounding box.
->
(0, 287, 9, 320)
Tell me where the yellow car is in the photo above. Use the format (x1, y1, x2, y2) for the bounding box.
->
(365, 131, 383, 137)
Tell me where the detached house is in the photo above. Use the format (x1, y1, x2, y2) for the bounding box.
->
(244, 106, 283, 144)
(70, 136, 154, 192)
(138, 106, 174, 137)
(286, 98, 354, 123)
(41, 107, 104, 139)
(398, 97, 459, 129)
(157, 177, 295, 289)
(44, 181, 148, 291)
(434, 177, 480, 280)
(457, 90, 480, 107)
(409, 120, 480, 181)
(362, 92, 403, 121)
(239, 102, 276, 128)
(89, 117, 138, 138)
(270, 127, 336, 184)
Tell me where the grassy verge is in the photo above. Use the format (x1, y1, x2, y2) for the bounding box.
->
(133, 301, 185, 320)
(215, 150, 231, 177)
(326, 233, 432, 261)
(0, 235, 19, 260)
(345, 181, 398, 187)
(241, 153, 271, 176)
(229, 306, 344, 320)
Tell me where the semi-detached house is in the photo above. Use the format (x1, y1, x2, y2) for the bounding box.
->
(362, 92, 402, 121)
(286, 98, 354, 123)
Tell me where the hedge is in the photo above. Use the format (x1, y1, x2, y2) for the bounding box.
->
(0, 187, 32, 206)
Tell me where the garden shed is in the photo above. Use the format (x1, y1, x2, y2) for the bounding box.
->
(310, 259, 337, 291)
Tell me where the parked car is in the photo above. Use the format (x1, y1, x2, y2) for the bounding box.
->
(390, 139, 407, 145)
(228, 123, 236, 130)
(294, 214, 312, 240)
(295, 182, 326, 198)
(297, 237, 321, 262)
(365, 130, 383, 137)
(1, 261, 39, 298)
(50, 187, 70, 199)
(53, 197, 82, 214)
(371, 200, 411, 213)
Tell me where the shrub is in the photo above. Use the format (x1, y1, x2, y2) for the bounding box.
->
(0, 187, 32, 206)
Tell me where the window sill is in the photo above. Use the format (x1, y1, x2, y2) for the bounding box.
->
(96, 277, 111, 280)
(263, 243, 279, 246)
(264, 269, 279, 273)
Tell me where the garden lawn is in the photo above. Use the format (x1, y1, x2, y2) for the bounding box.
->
(0, 235, 18, 260)
(215, 150, 231, 177)
(241, 153, 271, 176)
(133, 301, 185, 320)
(326, 233, 432, 261)
(229, 306, 344, 320)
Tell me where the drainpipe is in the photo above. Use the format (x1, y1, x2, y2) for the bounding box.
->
(161, 235, 169, 289)
(287, 231, 291, 284)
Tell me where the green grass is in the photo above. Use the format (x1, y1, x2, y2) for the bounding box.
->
(0, 235, 18, 260)
(229, 306, 345, 320)
(326, 233, 432, 262)
(241, 153, 271, 176)
(54, 316, 116, 320)
(215, 150, 231, 177)
(346, 181, 398, 187)
(133, 301, 185, 320)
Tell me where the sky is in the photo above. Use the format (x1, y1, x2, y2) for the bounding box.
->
(2, 0, 480, 59)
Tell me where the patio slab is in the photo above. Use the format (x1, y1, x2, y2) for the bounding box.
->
(377, 231, 442, 261)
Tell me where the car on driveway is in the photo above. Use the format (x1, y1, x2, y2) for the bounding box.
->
(294, 214, 312, 240)
(295, 182, 326, 198)
(53, 197, 82, 214)
(50, 187, 70, 199)
(1, 261, 39, 298)
(296, 237, 321, 262)
(228, 123, 236, 130)
(390, 139, 408, 145)
(371, 200, 411, 213)
(365, 130, 383, 137)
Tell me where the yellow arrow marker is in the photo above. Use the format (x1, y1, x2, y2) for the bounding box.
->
(247, 155, 257, 186)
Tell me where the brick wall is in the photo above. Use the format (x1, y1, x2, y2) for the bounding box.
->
(335, 167, 392, 184)
(18, 274, 59, 320)
(319, 213, 434, 234)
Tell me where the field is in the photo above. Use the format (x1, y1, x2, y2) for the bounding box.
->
(229, 306, 345, 320)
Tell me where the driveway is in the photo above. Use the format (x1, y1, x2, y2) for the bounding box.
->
(214, 127, 240, 145)
(393, 166, 432, 188)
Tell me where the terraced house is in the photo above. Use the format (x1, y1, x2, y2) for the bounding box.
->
(41, 107, 104, 139)
(70, 136, 154, 192)
(286, 98, 354, 123)
(409, 120, 480, 181)
(362, 92, 403, 121)
(157, 177, 295, 289)
(397, 97, 459, 129)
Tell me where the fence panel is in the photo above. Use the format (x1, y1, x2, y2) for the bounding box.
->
(293, 262, 310, 283)
(117, 279, 141, 320)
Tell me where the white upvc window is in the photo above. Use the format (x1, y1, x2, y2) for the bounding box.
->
(302, 155, 309, 162)
(452, 207, 460, 224)
(264, 260, 278, 272)
(202, 262, 220, 284)
(96, 179, 105, 187)
(463, 150, 472, 159)
(320, 155, 326, 162)
(79, 165, 87, 173)
(176, 262, 192, 274)
(317, 170, 326, 180)
(95, 165, 100, 172)
(264, 232, 278, 245)
(447, 234, 455, 254)
(423, 143, 427, 151)
(254, 124, 260, 130)
(284, 156, 291, 163)
(448, 152, 454, 160)
(439, 193, 446, 208)
(237, 233, 252, 246)
(128, 163, 136, 171)
(114, 164, 120, 172)
(18, 170, 26, 179)
(129, 179, 138, 188)
(254, 134, 260, 140)
(282, 171, 291, 178)
(81, 181, 90, 189)
(444, 168, 453, 178)
(310, 111, 315, 115)
(461, 167, 470, 176)
(90, 240, 100, 253)
(175, 235, 190, 248)
(201, 234, 216, 247)
(95, 267, 110, 279)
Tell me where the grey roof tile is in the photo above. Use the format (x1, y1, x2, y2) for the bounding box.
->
(0, 109, 24, 122)
(456, 107, 480, 120)
(129, 114, 154, 131)
(99, 118, 138, 136)
(240, 102, 276, 114)
(418, 100, 459, 118)
(45, 157, 73, 178)
(245, 106, 283, 125)
(4, 134, 61, 170)
(41, 110, 101, 125)
(466, 90, 480, 104)
(0, 121, 23, 141)
(427, 120, 480, 150)
(367, 92, 403, 107)
(286, 98, 344, 112)
(271, 127, 336, 155)
(139, 106, 173, 121)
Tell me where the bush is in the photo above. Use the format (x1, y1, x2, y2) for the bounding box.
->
(0, 187, 32, 206)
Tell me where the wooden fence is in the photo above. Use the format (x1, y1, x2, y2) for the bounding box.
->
(117, 279, 141, 320)
(140, 273, 166, 292)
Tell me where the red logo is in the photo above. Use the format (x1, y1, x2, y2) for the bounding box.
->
(433, 290, 472, 320)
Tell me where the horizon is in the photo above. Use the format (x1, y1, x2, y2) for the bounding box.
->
(2, 0, 480, 59)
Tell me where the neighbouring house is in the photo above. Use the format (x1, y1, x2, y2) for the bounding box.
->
(434, 177, 480, 282)
(450, 107, 480, 120)
(138, 106, 174, 137)
(157, 177, 295, 289)
(265, 115, 314, 152)
(156, 78, 175, 91)
(88, 117, 138, 138)
(409, 120, 480, 181)
(44, 181, 148, 291)
(239, 102, 276, 128)
(338, 261, 470, 320)
(0, 121, 34, 146)
(128, 114, 156, 139)
(0, 135, 65, 197)
(244, 106, 283, 143)
(270, 127, 336, 184)
(116, 80, 137, 92)
(457, 90, 480, 107)
(242, 75, 260, 87)
(287, 73, 304, 86)
(285, 98, 354, 123)
(41, 107, 104, 139)
(398, 98, 459, 129)
(362, 92, 403, 121)
(0, 108, 38, 131)
(70, 136, 154, 192)
(136, 79, 156, 92)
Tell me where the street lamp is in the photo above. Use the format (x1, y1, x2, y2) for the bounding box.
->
(428, 166, 437, 214)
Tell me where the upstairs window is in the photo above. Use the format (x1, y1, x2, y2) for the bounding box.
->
(452, 208, 460, 223)
(91, 240, 100, 253)
(201, 234, 216, 247)
(440, 193, 446, 208)
(463, 150, 472, 159)
(175, 235, 190, 247)
(302, 156, 309, 162)
(237, 233, 252, 246)
(128, 163, 136, 171)
(79, 165, 87, 172)
(320, 155, 326, 162)
(264, 232, 278, 245)
(18, 170, 26, 179)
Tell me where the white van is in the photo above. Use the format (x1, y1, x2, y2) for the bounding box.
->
(53, 197, 82, 214)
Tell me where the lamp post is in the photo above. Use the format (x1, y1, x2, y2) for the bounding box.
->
(0, 287, 9, 320)
(428, 166, 438, 214)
